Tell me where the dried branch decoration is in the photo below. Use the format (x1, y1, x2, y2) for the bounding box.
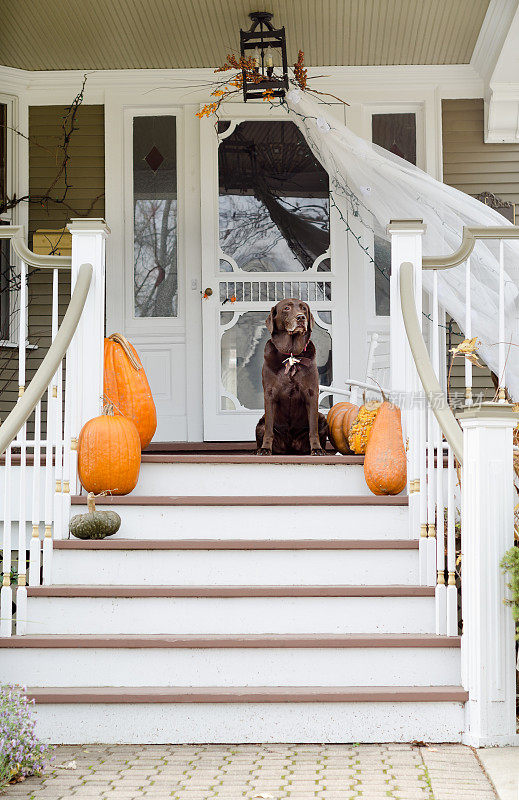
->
(0, 74, 104, 219)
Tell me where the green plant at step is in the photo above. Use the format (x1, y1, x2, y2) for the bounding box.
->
(501, 545, 519, 638)
(0, 685, 52, 791)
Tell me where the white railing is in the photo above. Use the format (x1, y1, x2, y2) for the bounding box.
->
(389, 220, 519, 747)
(0, 219, 109, 637)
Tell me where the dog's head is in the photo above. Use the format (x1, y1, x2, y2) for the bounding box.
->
(265, 299, 314, 337)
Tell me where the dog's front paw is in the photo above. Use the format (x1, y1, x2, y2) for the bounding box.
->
(257, 447, 272, 456)
(310, 448, 326, 456)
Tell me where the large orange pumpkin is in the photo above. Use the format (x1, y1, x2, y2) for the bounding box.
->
(104, 333, 157, 449)
(327, 402, 359, 454)
(78, 404, 141, 496)
(363, 401, 407, 496)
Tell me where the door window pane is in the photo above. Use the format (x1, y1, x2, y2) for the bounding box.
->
(218, 121, 329, 272)
(221, 310, 332, 410)
(133, 115, 177, 317)
(371, 113, 417, 315)
(372, 113, 416, 165)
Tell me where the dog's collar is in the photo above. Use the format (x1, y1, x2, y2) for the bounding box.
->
(279, 342, 312, 373)
(279, 340, 309, 358)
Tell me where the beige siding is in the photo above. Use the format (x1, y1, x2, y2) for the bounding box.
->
(442, 99, 519, 205)
(0, 105, 104, 425)
(442, 98, 519, 402)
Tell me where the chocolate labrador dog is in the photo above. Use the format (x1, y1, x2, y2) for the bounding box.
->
(256, 298, 328, 455)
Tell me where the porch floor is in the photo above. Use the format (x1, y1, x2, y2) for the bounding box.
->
(8, 743, 497, 800)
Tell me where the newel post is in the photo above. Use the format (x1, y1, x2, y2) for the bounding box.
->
(387, 220, 426, 551)
(66, 219, 110, 490)
(386, 220, 426, 396)
(458, 402, 518, 746)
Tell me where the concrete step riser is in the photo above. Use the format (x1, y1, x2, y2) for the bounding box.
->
(67, 504, 409, 541)
(135, 462, 370, 496)
(32, 702, 465, 744)
(26, 595, 435, 635)
(51, 548, 419, 586)
(3, 646, 461, 687)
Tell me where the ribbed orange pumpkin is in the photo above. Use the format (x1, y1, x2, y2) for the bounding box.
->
(78, 404, 141, 496)
(363, 401, 407, 496)
(104, 333, 157, 449)
(327, 402, 359, 454)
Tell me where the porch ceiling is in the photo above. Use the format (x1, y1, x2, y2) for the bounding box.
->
(1, 0, 489, 71)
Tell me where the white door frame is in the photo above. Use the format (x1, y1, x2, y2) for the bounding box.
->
(105, 90, 204, 442)
(200, 102, 350, 441)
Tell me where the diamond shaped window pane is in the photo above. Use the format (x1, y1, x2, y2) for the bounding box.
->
(144, 145, 164, 172)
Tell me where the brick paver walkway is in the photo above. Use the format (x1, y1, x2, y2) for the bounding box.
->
(5, 744, 497, 800)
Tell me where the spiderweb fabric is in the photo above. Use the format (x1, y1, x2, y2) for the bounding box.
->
(284, 88, 519, 399)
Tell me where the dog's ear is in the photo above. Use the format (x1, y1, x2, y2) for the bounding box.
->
(307, 306, 315, 331)
(265, 305, 277, 334)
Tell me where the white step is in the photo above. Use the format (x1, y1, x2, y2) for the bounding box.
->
(52, 540, 419, 586)
(1, 634, 461, 687)
(135, 456, 370, 496)
(30, 689, 466, 743)
(26, 587, 435, 635)
(68, 496, 409, 541)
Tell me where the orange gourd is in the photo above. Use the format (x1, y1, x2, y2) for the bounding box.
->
(347, 400, 383, 455)
(363, 400, 407, 496)
(104, 333, 157, 449)
(327, 402, 359, 454)
(78, 404, 141, 496)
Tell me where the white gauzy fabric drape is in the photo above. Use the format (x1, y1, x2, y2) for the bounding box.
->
(284, 88, 519, 399)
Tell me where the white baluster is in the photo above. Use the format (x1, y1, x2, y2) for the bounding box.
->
(431, 272, 445, 629)
(42, 382, 54, 586)
(419, 400, 428, 584)
(16, 260, 27, 634)
(29, 401, 41, 587)
(446, 445, 458, 636)
(51, 269, 63, 540)
(498, 240, 506, 401)
(1, 445, 12, 636)
(425, 296, 437, 586)
(465, 258, 473, 406)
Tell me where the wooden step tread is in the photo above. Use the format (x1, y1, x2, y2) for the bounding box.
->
(0, 633, 461, 648)
(27, 585, 434, 598)
(54, 538, 419, 551)
(71, 495, 408, 507)
(141, 454, 363, 464)
(26, 686, 469, 703)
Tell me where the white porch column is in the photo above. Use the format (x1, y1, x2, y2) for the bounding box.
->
(66, 219, 110, 496)
(386, 219, 425, 396)
(458, 402, 518, 747)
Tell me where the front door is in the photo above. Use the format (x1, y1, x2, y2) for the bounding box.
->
(200, 109, 350, 441)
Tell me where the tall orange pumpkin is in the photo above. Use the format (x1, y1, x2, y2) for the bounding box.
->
(327, 402, 359, 454)
(363, 401, 407, 496)
(78, 404, 141, 496)
(104, 333, 157, 449)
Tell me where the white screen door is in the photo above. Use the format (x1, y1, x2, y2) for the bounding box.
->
(200, 110, 349, 441)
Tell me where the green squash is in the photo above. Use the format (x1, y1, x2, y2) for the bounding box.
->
(69, 493, 121, 540)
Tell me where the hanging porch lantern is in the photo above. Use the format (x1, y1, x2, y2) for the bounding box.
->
(240, 11, 289, 102)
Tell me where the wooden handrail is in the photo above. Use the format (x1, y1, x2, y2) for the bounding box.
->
(0, 225, 71, 269)
(399, 261, 463, 463)
(422, 225, 519, 270)
(0, 263, 92, 455)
